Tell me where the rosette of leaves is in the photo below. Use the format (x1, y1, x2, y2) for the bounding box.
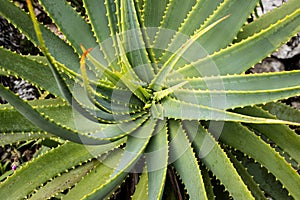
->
(0, 0, 300, 199)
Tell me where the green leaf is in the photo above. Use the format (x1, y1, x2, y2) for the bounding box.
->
(169, 120, 207, 200)
(0, 132, 49, 146)
(143, 0, 169, 28)
(183, 121, 255, 199)
(145, 120, 168, 200)
(168, 70, 300, 91)
(0, 100, 44, 133)
(82, 0, 119, 69)
(152, 0, 196, 60)
(82, 0, 111, 43)
(29, 160, 98, 200)
(63, 149, 124, 200)
(111, 118, 156, 176)
(80, 46, 147, 110)
(156, 0, 196, 31)
(107, 0, 120, 34)
(27, 0, 101, 123)
(0, 85, 116, 144)
(132, 167, 149, 200)
(0, 98, 80, 145)
(106, 35, 152, 103)
(193, 0, 259, 55)
(172, 8, 300, 77)
(170, 0, 223, 39)
(120, 0, 154, 83)
(199, 165, 215, 200)
(0, 48, 62, 97)
(225, 150, 266, 200)
(235, 106, 300, 164)
(64, 77, 143, 123)
(170, 86, 300, 110)
(161, 97, 300, 125)
(0, 0, 80, 72)
(94, 84, 145, 110)
(263, 102, 300, 123)
(235, 152, 293, 200)
(150, 16, 228, 91)
(236, 0, 300, 42)
(38, 0, 99, 55)
(160, 0, 259, 66)
(156, 0, 223, 64)
(0, 98, 88, 131)
(214, 122, 300, 199)
(0, 140, 124, 200)
(83, 118, 157, 199)
(89, 115, 149, 140)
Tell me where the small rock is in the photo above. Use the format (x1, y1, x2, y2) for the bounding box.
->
(257, 0, 288, 15)
(250, 57, 285, 73)
(291, 102, 300, 110)
(273, 33, 300, 59)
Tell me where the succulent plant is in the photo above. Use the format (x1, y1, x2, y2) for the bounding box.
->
(0, 0, 300, 199)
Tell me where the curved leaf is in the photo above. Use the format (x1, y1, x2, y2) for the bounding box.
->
(38, 0, 99, 54)
(236, 0, 300, 41)
(263, 102, 300, 123)
(152, 0, 196, 60)
(236, 106, 300, 164)
(183, 120, 255, 199)
(29, 160, 98, 200)
(0, 48, 62, 97)
(83, 118, 157, 199)
(132, 167, 149, 200)
(145, 120, 168, 200)
(0, 140, 124, 200)
(215, 122, 300, 199)
(63, 149, 124, 200)
(171, 8, 300, 77)
(171, 86, 300, 110)
(120, 0, 154, 82)
(0, 0, 80, 72)
(0, 85, 117, 144)
(167, 70, 300, 91)
(169, 120, 207, 199)
(160, 0, 259, 66)
(162, 97, 300, 125)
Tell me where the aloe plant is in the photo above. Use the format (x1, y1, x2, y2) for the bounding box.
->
(0, 0, 300, 199)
